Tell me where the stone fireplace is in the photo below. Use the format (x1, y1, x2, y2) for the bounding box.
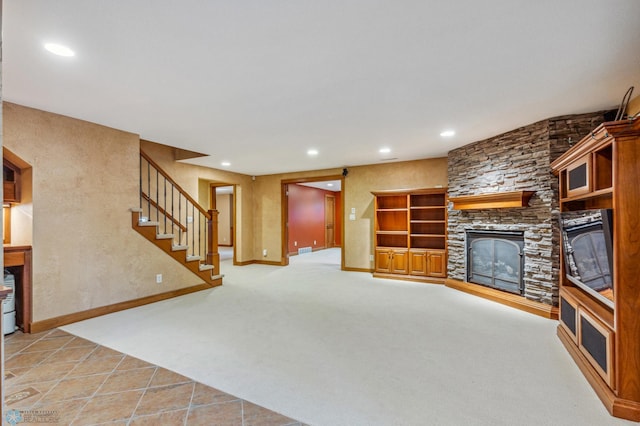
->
(446, 111, 609, 308)
(466, 230, 524, 295)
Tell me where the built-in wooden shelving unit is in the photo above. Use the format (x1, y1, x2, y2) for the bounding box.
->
(551, 118, 640, 421)
(372, 188, 447, 283)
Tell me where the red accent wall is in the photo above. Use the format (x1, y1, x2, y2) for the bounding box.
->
(287, 184, 342, 254)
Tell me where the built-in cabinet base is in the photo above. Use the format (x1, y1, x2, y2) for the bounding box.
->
(4, 246, 32, 333)
(558, 325, 640, 421)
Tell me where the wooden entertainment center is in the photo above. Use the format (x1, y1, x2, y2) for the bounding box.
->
(551, 118, 640, 421)
(371, 188, 447, 283)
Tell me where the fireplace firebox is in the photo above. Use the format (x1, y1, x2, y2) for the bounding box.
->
(466, 230, 524, 295)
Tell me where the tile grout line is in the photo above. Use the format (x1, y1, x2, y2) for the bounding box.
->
(33, 332, 105, 424)
(12, 331, 73, 410)
(125, 364, 160, 424)
(7, 329, 304, 425)
(183, 376, 198, 426)
(64, 344, 117, 424)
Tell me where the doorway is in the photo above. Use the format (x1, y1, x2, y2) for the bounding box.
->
(210, 184, 235, 263)
(325, 194, 335, 248)
(281, 176, 344, 269)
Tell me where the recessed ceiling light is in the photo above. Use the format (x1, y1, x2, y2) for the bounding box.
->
(440, 130, 455, 137)
(379, 147, 391, 154)
(44, 43, 75, 57)
(221, 161, 231, 167)
(307, 149, 318, 156)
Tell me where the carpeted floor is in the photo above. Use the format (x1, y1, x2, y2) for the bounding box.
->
(62, 249, 635, 425)
(219, 246, 233, 261)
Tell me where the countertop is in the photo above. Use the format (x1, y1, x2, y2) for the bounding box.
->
(0, 285, 12, 299)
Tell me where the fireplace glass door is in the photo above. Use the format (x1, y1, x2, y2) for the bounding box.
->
(467, 231, 524, 295)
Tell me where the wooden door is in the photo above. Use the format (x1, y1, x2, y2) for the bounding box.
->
(391, 249, 409, 274)
(427, 250, 447, 277)
(409, 249, 428, 276)
(325, 195, 335, 248)
(375, 248, 391, 273)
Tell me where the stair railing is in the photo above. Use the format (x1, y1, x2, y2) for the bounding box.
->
(139, 150, 218, 266)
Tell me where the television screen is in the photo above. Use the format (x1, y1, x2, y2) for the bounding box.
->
(560, 209, 614, 308)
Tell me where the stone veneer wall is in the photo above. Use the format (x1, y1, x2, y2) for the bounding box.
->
(447, 112, 608, 306)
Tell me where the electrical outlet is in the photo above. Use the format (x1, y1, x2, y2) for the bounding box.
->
(294, 241, 297, 246)
(156, 274, 162, 284)
(187, 216, 193, 223)
(313, 240, 316, 245)
(370, 254, 374, 261)
(263, 249, 267, 257)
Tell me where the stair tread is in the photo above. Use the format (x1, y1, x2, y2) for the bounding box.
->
(138, 221, 159, 227)
(131, 209, 220, 286)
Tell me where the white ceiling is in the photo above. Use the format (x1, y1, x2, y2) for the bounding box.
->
(4, 1, 640, 176)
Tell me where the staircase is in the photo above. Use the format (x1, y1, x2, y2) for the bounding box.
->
(131, 150, 222, 287)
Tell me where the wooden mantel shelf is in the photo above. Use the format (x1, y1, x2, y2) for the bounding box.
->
(450, 191, 535, 210)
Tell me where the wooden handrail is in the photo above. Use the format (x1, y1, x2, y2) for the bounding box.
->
(140, 149, 211, 220)
(141, 192, 188, 232)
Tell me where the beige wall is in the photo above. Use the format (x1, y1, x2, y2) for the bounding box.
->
(252, 168, 343, 262)
(343, 159, 448, 269)
(4, 102, 448, 323)
(629, 95, 640, 117)
(253, 158, 448, 269)
(3, 103, 203, 321)
(216, 194, 232, 245)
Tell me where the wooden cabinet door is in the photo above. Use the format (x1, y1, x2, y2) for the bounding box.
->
(390, 249, 409, 274)
(409, 249, 428, 276)
(426, 250, 447, 277)
(375, 248, 392, 273)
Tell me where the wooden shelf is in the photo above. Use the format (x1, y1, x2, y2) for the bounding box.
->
(560, 187, 613, 203)
(561, 286, 613, 329)
(372, 188, 448, 282)
(3, 158, 22, 203)
(450, 191, 535, 210)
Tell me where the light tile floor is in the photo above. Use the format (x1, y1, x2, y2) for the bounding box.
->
(4, 329, 305, 425)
